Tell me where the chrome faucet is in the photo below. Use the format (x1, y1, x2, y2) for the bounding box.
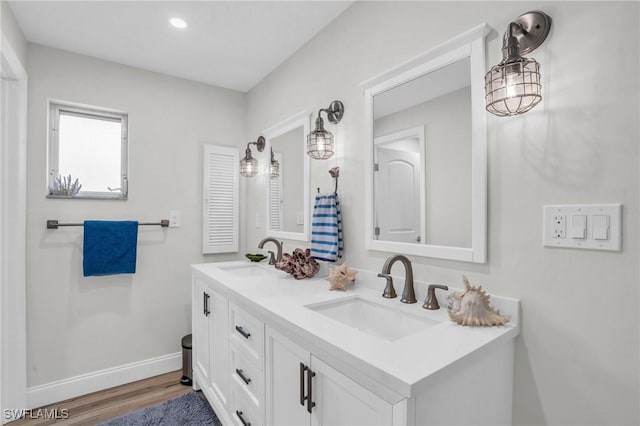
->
(258, 237, 283, 265)
(377, 255, 417, 304)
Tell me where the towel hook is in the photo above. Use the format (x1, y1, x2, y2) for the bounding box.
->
(317, 167, 340, 194)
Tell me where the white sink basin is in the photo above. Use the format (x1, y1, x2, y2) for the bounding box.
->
(219, 263, 274, 277)
(306, 297, 439, 341)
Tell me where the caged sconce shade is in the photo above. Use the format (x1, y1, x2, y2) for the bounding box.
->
(269, 148, 280, 179)
(485, 10, 552, 117)
(307, 100, 345, 160)
(240, 136, 265, 177)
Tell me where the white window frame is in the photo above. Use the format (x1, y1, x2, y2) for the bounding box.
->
(48, 101, 129, 199)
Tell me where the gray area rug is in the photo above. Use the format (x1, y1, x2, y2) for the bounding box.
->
(98, 391, 221, 426)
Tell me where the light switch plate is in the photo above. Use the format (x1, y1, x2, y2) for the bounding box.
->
(543, 204, 622, 251)
(169, 210, 181, 228)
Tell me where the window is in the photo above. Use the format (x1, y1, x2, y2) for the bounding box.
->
(48, 101, 128, 199)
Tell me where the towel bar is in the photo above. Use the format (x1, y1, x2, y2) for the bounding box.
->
(47, 219, 170, 229)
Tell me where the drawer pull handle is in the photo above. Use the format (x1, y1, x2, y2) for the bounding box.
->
(236, 368, 251, 385)
(236, 410, 251, 426)
(299, 363, 306, 406)
(306, 366, 316, 414)
(235, 325, 251, 339)
(203, 292, 210, 317)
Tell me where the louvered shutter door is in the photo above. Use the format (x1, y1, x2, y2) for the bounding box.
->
(203, 144, 239, 254)
(268, 178, 281, 231)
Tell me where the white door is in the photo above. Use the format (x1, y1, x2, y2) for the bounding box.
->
(310, 356, 393, 426)
(265, 327, 311, 426)
(375, 146, 423, 243)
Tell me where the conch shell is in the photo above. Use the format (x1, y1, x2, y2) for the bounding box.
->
(447, 276, 510, 326)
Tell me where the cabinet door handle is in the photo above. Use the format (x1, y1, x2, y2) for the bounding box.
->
(299, 363, 306, 406)
(306, 366, 316, 414)
(235, 325, 251, 339)
(235, 410, 251, 426)
(235, 368, 251, 385)
(203, 292, 210, 316)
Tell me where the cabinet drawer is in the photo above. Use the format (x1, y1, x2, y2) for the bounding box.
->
(230, 381, 261, 426)
(230, 345, 263, 408)
(230, 303, 264, 368)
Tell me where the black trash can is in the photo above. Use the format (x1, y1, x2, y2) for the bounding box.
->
(180, 334, 192, 386)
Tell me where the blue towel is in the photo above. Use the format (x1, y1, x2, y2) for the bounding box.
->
(83, 221, 139, 277)
(310, 193, 343, 262)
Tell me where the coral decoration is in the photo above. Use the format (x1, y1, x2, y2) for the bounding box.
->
(275, 248, 319, 279)
(326, 263, 357, 291)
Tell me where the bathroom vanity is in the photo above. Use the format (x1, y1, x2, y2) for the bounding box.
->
(191, 260, 519, 425)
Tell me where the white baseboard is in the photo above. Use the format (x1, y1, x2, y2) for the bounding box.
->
(26, 352, 182, 409)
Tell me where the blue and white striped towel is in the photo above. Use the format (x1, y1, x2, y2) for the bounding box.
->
(310, 193, 343, 262)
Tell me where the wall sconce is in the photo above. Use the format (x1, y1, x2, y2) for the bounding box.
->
(485, 10, 552, 117)
(240, 136, 265, 177)
(269, 148, 280, 179)
(306, 100, 345, 160)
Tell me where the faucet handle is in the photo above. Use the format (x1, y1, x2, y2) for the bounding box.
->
(377, 273, 397, 299)
(423, 284, 449, 310)
(267, 250, 277, 265)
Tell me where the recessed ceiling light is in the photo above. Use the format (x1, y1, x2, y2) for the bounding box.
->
(169, 17, 187, 29)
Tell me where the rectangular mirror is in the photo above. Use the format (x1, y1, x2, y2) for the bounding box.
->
(363, 24, 489, 263)
(264, 111, 310, 241)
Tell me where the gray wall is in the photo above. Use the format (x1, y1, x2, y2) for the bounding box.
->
(26, 44, 245, 386)
(374, 86, 472, 247)
(246, 2, 639, 425)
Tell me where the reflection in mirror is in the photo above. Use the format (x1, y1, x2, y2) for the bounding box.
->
(373, 58, 471, 248)
(264, 112, 310, 241)
(363, 24, 488, 263)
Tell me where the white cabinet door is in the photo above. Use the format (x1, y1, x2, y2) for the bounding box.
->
(207, 286, 229, 409)
(193, 277, 211, 389)
(192, 276, 230, 414)
(266, 327, 393, 426)
(266, 327, 311, 426)
(310, 356, 393, 426)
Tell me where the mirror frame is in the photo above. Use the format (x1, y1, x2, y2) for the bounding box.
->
(263, 111, 310, 241)
(362, 23, 489, 263)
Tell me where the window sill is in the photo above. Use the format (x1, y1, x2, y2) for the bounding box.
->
(47, 194, 127, 200)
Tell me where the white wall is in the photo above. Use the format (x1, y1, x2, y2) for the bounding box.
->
(1, 1, 27, 67)
(26, 44, 245, 387)
(246, 2, 639, 425)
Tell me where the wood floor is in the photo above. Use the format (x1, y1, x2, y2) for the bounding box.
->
(10, 370, 192, 426)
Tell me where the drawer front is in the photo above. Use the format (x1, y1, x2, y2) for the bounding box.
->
(230, 303, 264, 368)
(230, 345, 263, 408)
(230, 381, 262, 426)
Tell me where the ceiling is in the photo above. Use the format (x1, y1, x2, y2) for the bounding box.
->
(8, 1, 353, 92)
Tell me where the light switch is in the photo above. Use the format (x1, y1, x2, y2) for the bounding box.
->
(296, 212, 304, 225)
(592, 215, 609, 240)
(169, 211, 181, 228)
(571, 215, 586, 239)
(543, 204, 621, 251)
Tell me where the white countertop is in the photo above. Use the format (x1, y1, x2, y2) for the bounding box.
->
(192, 260, 520, 401)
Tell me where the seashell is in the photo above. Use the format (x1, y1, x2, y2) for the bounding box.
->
(447, 276, 510, 326)
(326, 263, 357, 291)
(275, 248, 319, 279)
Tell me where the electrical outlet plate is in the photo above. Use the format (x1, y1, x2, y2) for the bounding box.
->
(543, 204, 622, 251)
